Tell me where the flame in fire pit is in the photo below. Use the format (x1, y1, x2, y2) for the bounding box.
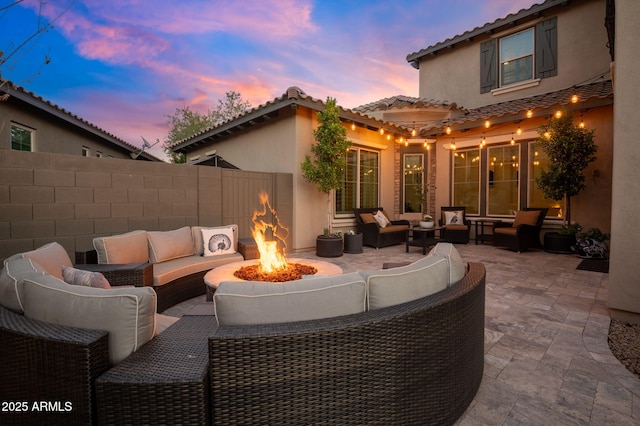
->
(252, 192, 289, 273)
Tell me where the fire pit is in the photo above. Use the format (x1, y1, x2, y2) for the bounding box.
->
(204, 192, 343, 300)
(204, 258, 343, 300)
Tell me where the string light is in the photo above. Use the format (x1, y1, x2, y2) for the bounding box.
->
(411, 121, 417, 137)
(510, 133, 515, 145)
(484, 120, 491, 129)
(450, 138, 456, 150)
(571, 94, 579, 103)
(516, 126, 522, 136)
(351, 122, 356, 131)
(555, 110, 562, 119)
(526, 109, 533, 118)
(386, 134, 391, 140)
(446, 125, 452, 135)
(579, 114, 585, 128)
(379, 128, 385, 136)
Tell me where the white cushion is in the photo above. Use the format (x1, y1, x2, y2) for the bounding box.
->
(192, 225, 239, 255)
(62, 266, 111, 289)
(147, 227, 195, 264)
(0, 256, 43, 313)
(214, 272, 367, 326)
(94, 230, 149, 264)
(152, 252, 243, 286)
(21, 242, 72, 280)
(428, 242, 467, 285)
(19, 271, 157, 365)
(360, 254, 450, 310)
(373, 210, 390, 228)
(201, 227, 236, 257)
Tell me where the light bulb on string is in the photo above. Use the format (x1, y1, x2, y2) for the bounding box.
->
(450, 138, 456, 151)
(510, 133, 515, 145)
(446, 125, 452, 135)
(516, 126, 522, 136)
(579, 114, 585, 128)
(351, 122, 356, 131)
(379, 128, 385, 136)
(571, 94, 579, 103)
(526, 109, 533, 119)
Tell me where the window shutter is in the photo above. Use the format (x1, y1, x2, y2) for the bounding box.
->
(536, 17, 557, 78)
(480, 39, 497, 93)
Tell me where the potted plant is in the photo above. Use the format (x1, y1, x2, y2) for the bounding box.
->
(420, 214, 434, 229)
(343, 229, 363, 254)
(574, 227, 610, 258)
(536, 109, 597, 253)
(301, 97, 352, 257)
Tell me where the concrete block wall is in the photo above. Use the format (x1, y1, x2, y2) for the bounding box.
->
(0, 150, 293, 263)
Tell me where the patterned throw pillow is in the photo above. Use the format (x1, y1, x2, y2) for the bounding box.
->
(444, 210, 464, 225)
(201, 227, 236, 257)
(62, 266, 111, 289)
(373, 210, 390, 228)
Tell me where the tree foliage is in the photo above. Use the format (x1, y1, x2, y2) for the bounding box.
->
(535, 110, 597, 225)
(301, 97, 351, 194)
(163, 91, 251, 163)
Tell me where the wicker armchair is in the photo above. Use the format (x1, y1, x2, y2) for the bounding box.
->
(493, 208, 548, 252)
(439, 206, 471, 244)
(354, 207, 410, 248)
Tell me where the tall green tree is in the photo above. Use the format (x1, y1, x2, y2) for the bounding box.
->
(301, 97, 351, 232)
(535, 110, 597, 225)
(163, 91, 251, 163)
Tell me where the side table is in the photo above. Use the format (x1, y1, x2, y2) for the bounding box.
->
(470, 219, 502, 245)
(406, 226, 442, 255)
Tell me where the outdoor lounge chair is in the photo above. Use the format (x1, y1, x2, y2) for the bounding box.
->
(493, 207, 548, 252)
(439, 206, 471, 244)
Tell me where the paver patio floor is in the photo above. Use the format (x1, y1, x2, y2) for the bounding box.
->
(165, 243, 640, 425)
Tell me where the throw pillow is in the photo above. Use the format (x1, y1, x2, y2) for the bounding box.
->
(202, 227, 236, 257)
(147, 227, 195, 264)
(373, 210, 390, 228)
(359, 213, 377, 224)
(444, 210, 464, 225)
(21, 242, 73, 280)
(94, 230, 149, 264)
(62, 266, 111, 289)
(512, 210, 541, 227)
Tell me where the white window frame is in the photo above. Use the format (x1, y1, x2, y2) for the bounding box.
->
(499, 27, 535, 87)
(10, 123, 36, 152)
(335, 146, 380, 218)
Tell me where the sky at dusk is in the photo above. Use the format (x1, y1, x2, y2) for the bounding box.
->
(3, 0, 536, 159)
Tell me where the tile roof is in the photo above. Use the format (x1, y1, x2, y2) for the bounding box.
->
(353, 95, 456, 113)
(418, 79, 613, 136)
(406, 0, 571, 67)
(1, 79, 161, 161)
(172, 87, 414, 152)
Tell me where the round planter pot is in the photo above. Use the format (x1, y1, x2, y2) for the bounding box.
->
(344, 233, 363, 254)
(419, 221, 435, 229)
(316, 236, 344, 257)
(543, 232, 576, 254)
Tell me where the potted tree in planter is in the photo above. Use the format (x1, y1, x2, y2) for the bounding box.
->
(536, 110, 597, 254)
(415, 183, 436, 228)
(301, 97, 352, 257)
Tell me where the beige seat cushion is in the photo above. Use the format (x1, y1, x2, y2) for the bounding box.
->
(379, 224, 409, 234)
(428, 242, 467, 285)
(0, 256, 44, 314)
(21, 242, 72, 280)
(94, 230, 149, 264)
(147, 227, 195, 264)
(494, 227, 518, 236)
(19, 271, 157, 365)
(360, 254, 449, 310)
(513, 210, 541, 227)
(152, 252, 244, 286)
(214, 272, 367, 326)
(444, 224, 468, 231)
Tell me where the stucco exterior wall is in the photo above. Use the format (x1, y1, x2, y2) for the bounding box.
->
(0, 96, 136, 159)
(186, 105, 398, 251)
(609, 0, 640, 323)
(417, 0, 610, 108)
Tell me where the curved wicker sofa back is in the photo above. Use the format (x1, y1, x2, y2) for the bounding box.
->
(209, 262, 486, 425)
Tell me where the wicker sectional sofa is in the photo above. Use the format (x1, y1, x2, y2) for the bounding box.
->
(0, 242, 485, 425)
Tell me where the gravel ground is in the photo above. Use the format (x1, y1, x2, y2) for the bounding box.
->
(608, 319, 640, 379)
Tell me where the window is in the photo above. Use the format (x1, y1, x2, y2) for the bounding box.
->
(452, 149, 480, 215)
(529, 142, 563, 218)
(403, 154, 424, 213)
(335, 147, 379, 215)
(96, 151, 103, 158)
(82, 146, 91, 157)
(480, 17, 557, 93)
(500, 28, 534, 86)
(10, 123, 34, 151)
(488, 145, 520, 215)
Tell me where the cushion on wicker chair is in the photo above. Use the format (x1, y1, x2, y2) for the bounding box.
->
(428, 242, 467, 285)
(0, 256, 43, 314)
(214, 272, 366, 326)
(360, 254, 449, 310)
(359, 213, 377, 224)
(94, 230, 149, 264)
(443, 210, 464, 225)
(512, 210, 541, 227)
(147, 227, 195, 263)
(21, 242, 72, 280)
(19, 271, 157, 365)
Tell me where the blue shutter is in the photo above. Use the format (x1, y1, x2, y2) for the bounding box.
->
(480, 39, 497, 93)
(536, 17, 557, 78)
